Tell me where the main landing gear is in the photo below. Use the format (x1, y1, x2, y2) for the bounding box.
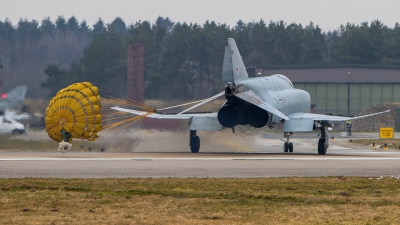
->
(189, 130, 200, 153)
(317, 121, 329, 155)
(283, 132, 293, 153)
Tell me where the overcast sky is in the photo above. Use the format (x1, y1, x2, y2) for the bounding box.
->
(1, 0, 399, 31)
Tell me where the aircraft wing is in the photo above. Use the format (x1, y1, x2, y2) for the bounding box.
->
(287, 110, 390, 121)
(283, 110, 390, 132)
(110, 107, 223, 131)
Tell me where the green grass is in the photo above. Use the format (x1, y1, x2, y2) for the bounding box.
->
(1, 177, 400, 224)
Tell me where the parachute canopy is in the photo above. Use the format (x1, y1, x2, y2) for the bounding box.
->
(45, 82, 102, 142)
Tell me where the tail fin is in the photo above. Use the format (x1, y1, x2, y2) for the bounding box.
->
(6, 85, 27, 102)
(222, 38, 248, 83)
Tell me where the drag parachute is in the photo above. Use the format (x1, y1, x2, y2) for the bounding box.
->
(45, 82, 102, 144)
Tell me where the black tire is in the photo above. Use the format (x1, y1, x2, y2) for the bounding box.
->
(190, 136, 200, 153)
(318, 138, 327, 155)
(12, 129, 24, 135)
(283, 142, 289, 152)
(288, 142, 293, 152)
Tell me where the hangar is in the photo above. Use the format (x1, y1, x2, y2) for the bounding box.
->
(251, 68, 400, 116)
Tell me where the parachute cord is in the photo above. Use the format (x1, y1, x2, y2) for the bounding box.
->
(99, 89, 153, 110)
(101, 114, 138, 121)
(104, 112, 153, 133)
(60, 128, 72, 142)
(101, 94, 153, 111)
(102, 116, 139, 130)
(156, 99, 209, 111)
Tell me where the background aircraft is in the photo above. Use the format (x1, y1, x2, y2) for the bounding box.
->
(112, 38, 388, 155)
(0, 85, 27, 114)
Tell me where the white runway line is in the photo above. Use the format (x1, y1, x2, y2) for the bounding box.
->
(2, 157, 400, 161)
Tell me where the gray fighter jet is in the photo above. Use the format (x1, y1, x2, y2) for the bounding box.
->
(0, 85, 27, 113)
(112, 38, 389, 155)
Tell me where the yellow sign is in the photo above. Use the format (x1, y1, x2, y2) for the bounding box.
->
(380, 127, 394, 139)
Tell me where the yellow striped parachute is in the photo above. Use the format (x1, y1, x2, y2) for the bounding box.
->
(45, 82, 102, 143)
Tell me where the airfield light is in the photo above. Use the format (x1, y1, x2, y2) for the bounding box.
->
(1, 93, 6, 99)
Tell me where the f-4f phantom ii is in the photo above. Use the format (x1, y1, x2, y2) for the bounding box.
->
(112, 38, 389, 155)
(0, 85, 27, 114)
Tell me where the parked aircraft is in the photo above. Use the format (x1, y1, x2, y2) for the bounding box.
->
(0, 116, 26, 134)
(111, 38, 389, 155)
(0, 85, 27, 113)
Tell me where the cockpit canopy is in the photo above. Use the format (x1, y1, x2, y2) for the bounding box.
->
(271, 74, 294, 88)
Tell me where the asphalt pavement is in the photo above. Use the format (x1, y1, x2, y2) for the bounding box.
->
(1, 132, 400, 178)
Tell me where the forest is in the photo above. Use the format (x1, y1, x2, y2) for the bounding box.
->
(1, 16, 400, 99)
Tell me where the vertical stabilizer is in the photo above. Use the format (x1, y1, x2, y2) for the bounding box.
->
(222, 45, 233, 82)
(6, 85, 27, 103)
(221, 38, 248, 83)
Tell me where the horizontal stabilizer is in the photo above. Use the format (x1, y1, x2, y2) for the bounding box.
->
(235, 90, 289, 120)
(110, 107, 222, 131)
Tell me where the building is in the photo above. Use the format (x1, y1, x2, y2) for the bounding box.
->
(258, 68, 400, 116)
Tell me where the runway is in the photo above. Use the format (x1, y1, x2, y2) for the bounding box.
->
(2, 138, 400, 178)
(1, 132, 400, 178)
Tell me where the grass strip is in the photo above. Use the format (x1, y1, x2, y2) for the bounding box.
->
(1, 177, 399, 224)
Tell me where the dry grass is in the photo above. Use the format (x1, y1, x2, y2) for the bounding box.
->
(351, 138, 400, 149)
(1, 177, 400, 224)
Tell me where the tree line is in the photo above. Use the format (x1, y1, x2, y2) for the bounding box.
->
(1, 16, 400, 99)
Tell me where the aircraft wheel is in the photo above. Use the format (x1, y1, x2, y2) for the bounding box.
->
(190, 136, 200, 153)
(12, 129, 25, 135)
(288, 142, 293, 152)
(283, 142, 289, 152)
(318, 138, 327, 155)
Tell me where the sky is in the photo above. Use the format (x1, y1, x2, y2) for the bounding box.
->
(1, 0, 399, 32)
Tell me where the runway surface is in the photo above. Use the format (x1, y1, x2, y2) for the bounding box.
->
(2, 135, 400, 178)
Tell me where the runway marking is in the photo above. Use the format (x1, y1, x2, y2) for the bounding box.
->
(2, 157, 400, 161)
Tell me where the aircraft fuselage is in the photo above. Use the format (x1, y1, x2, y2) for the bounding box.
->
(221, 75, 311, 127)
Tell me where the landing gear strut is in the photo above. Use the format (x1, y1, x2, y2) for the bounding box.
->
(317, 122, 329, 155)
(189, 130, 200, 153)
(283, 132, 293, 153)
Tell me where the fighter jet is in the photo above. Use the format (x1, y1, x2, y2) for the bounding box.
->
(112, 38, 389, 155)
(0, 85, 27, 114)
